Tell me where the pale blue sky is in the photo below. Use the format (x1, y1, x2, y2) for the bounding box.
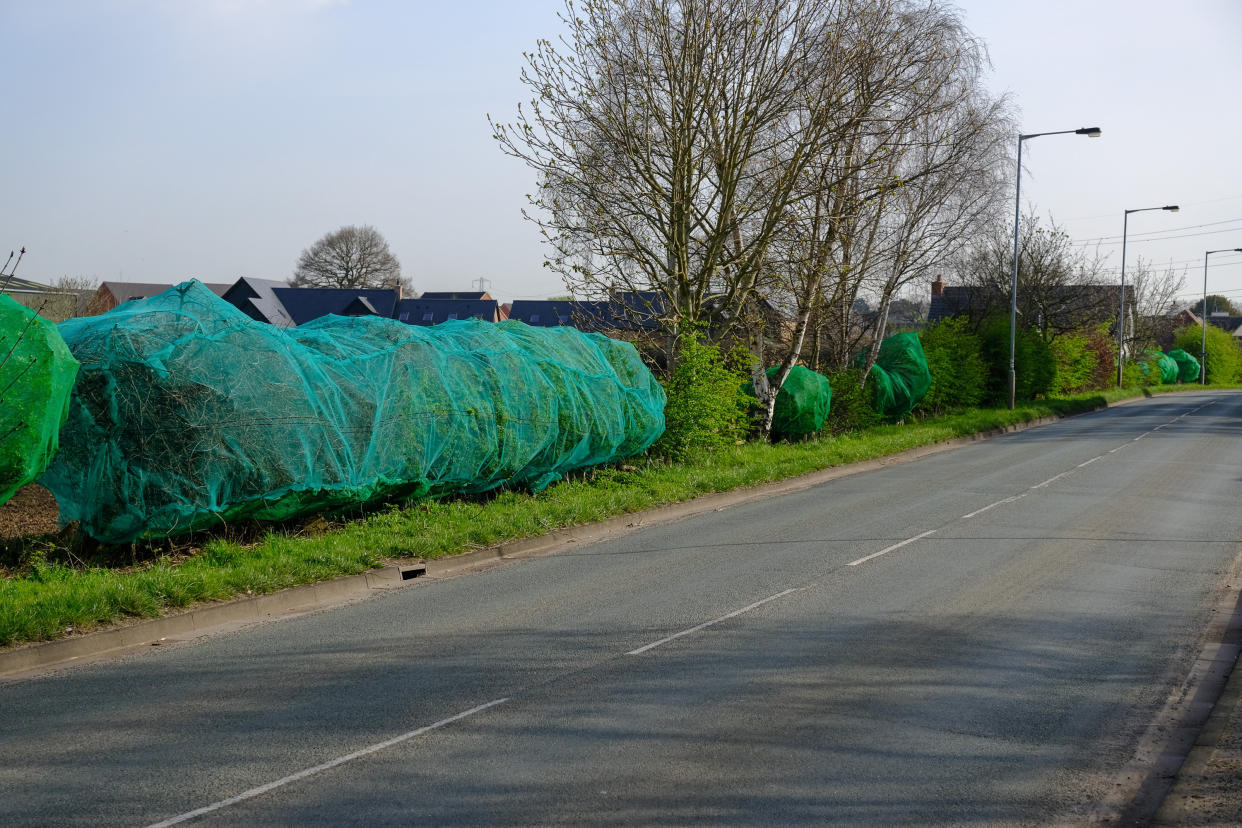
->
(3, 0, 1240, 305)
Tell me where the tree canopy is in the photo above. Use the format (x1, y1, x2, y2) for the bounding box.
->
(293, 225, 407, 291)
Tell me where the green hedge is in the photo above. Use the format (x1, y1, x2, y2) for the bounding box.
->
(1173, 324, 1242, 384)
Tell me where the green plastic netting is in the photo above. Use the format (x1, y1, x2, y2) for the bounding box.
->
(746, 365, 832, 438)
(0, 293, 79, 505)
(1168, 349, 1201, 383)
(40, 281, 666, 543)
(1140, 350, 1179, 384)
(854, 332, 933, 419)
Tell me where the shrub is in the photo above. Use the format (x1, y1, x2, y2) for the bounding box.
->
(1172, 324, 1242, 384)
(1049, 331, 1096, 395)
(977, 316, 1056, 405)
(652, 333, 755, 461)
(820, 367, 880, 435)
(918, 317, 986, 413)
(1083, 325, 1117, 390)
(1122, 360, 1157, 389)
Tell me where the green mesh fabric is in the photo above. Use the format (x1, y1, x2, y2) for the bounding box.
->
(41, 281, 666, 543)
(0, 294, 79, 504)
(1142, 350, 1181, 384)
(750, 365, 832, 438)
(855, 333, 933, 419)
(1167, 349, 1201, 383)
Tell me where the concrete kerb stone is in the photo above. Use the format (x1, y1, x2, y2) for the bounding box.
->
(0, 400, 1115, 681)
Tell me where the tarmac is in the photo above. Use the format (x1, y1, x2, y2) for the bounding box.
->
(2, 406, 1240, 824)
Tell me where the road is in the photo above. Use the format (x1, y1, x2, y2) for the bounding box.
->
(3, 392, 1241, 826)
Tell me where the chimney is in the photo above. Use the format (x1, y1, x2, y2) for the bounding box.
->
(931, 274, 944, 297)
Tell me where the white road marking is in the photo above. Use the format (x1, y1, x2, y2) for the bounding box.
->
(962, 494, 1027, 519)
(846, 530, 938, 567)
(1031, 471, 1074, 489)
(144, 698, 510, 827)
(1077, 456, 1103, 468)
(627, 589, 803, 655)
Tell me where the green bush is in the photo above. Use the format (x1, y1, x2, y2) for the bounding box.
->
(820, 367, 880, 435)
(919, 317, 986, 413)
(1050, 330, 1096, 395)
(978, 317, 1056, 405)
(1122, 359, 1156, 388)
(1172, 324, 1242, 384)
(653, 334, 755, 461)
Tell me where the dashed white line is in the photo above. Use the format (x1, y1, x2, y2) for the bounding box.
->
(962, 494, 1027, 519)
(847, 530, 938, 567)
(1077, 456, 1103, 468)
(1031, 471, 1074, 489)
(627, 589, 804, 655)
(144, 698, 510, 827)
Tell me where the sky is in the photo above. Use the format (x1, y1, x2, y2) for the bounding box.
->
(2, 0, 1240, 308)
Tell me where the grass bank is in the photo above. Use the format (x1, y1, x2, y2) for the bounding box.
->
(0, 386, 1195, 648)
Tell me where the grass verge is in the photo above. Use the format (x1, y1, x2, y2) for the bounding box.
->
(0, 386, 1207, 648)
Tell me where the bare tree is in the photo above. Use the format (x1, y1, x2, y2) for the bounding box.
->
(760, 1, 1010, 397)
(292, 225, 407, 291)
(1126, 257, 1187, 350)
(492, 0, 857, 350)
(954, 211, 1112, 340)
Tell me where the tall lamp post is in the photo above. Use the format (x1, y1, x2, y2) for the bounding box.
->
(1117, 204, 1179, 387)
(1202, 248, 1242, 384)
(1009, 126, 1101, 409)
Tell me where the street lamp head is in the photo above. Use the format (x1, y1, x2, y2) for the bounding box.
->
(1076, 127, 1102, 137)
(1163, 205, 1179, 212)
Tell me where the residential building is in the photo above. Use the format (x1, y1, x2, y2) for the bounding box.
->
(84, 281, 231, 316)
(393, 298, 502, 325)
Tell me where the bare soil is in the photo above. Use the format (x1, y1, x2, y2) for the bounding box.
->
(0, 484, 59, 540)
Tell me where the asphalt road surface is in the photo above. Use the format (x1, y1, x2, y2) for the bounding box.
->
(3, 392, 1242, 826)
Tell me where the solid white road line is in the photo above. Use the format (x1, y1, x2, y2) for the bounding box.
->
(627, 589, 803, 655)
(144, 698, 510, 828)
(847, 530, 937, 567)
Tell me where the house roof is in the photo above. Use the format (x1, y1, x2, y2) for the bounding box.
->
(419, 291, 492, 301)
(272, 287, 399, 325)
(0, 275, 58, 292)
(101, 281, 231, 303)
(1206, 314, 1242, 335)
(341, 295, 380, 316)
(928, 285, 990, 322)
(393, 298, 500, 325)
(220, 277, 294, 326)
(507, 300, 581, 327)
(929, 282, 1130, 326)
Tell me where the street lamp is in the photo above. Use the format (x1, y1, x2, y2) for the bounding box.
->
(1009, 127, 1102, 409)
(1202, 247, 1242, 384)
(1117, 205, 1179, 387)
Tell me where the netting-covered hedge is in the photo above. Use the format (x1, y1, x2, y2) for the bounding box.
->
(751, 365, 832, 438)
(1139, 350, 1179, 384)
(856, 333, 933, 419)
(0, 294, 79, 504)
(1167, 348, 1201, 383)
(41, 281, 666, 543)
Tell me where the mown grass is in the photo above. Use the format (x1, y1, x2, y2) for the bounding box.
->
(0, 385, 1214, 648)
